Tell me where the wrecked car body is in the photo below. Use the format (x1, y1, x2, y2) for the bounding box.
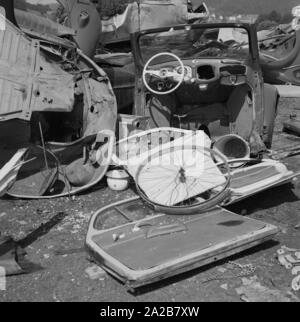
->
(121, 22, 300, 204)
(131, 23, 282, 150)
(0, 2, 300, 295)
(1, 2, 300, 202)
(93, 0, 210, 111)
(99, 0, 210, 46)
(0, 1, 117, 199)
(258, 7, 300, 91)
(86, 18, 300, 286)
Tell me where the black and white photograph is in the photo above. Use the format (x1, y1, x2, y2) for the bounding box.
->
(0, 0, 300, 305)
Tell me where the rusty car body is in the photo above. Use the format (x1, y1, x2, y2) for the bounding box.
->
(130, 22, 300, 151)
(1, 1, 300, 199)
(0, 0, 117, 198)
(85, 17, 300, 288)
(93, 0, 210, 111)
(254, 6, 300, 96)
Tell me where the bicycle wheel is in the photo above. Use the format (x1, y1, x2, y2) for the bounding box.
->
(135, 146, 231, 215)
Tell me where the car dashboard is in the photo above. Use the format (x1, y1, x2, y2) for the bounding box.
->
(149, 58, 249, 104)
(173, 59, 248, 84)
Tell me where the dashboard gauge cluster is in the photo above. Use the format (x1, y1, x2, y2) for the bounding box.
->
(174, 65, 193, 78)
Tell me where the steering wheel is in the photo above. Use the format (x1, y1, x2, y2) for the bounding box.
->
(143, 52, 185, 95)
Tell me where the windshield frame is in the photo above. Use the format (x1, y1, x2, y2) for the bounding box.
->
(133, 22, 259, 68)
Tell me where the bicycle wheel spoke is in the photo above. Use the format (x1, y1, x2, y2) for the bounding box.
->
(135, 135, 230, 210)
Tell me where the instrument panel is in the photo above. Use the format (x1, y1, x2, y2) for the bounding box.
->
(174, 65, 193, 79)
(177, 60, 248, 85)
(146, 59, 249, 96)
(166, 59, 248, 85)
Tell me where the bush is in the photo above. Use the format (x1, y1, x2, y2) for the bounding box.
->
(256, 10, 294, 30)
(257, 20, 278, 31)
(95, 0, 135, 18)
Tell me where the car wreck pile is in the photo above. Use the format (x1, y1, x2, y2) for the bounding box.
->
(0, 2, 117, 198)
(1, 0, 300, 291)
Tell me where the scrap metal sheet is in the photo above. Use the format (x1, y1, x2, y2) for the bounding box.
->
(101, 0, 198, 44)
(0, 19, 37, 121)
(0, 18, 75, 121)
(87, 198, 279, 288)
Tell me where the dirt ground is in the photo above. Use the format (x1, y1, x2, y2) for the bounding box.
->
(0, 98, 300, 302)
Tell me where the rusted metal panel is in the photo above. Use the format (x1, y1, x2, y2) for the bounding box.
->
(0, 17, 76, 120)
(86, 197, 279, 289)
(32, 74, 75, 113)
(101, 0, 208, 45)
(0, 19, 37, 121)
(32, 51, 75, 113)
(0, 79, 27, 118)
(0, 20, 37, 72)
(15, 9, 75, 37)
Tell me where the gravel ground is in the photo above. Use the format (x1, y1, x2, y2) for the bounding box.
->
(0, 98, 299, 302)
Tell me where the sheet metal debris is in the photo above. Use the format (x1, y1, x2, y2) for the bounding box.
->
(0, 149, 28, 197)
(0, 5, 117, 199)
(85, 265, 107, 281)
(86, 197, 278, 289)
(236, 276, 296, 302)
(0, 236, 41, 276)
(277, 246, 300, 292)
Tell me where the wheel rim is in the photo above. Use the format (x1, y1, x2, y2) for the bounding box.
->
(135, 146, 231, 214)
